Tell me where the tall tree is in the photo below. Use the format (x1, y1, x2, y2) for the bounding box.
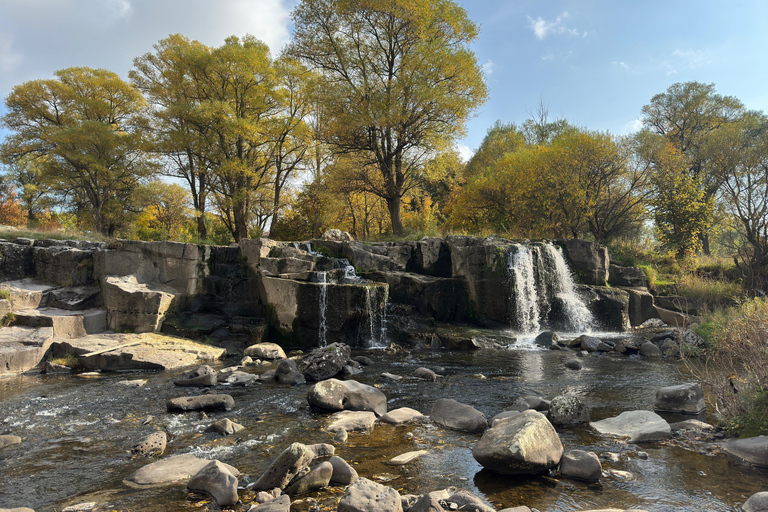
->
(0, 67, 157, 236)
(640, 81, 745, 253)
(131, 34, 212, 240)
(289, 0, 487, 235)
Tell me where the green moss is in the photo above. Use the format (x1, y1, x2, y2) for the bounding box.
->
(314, 245, 341, 259)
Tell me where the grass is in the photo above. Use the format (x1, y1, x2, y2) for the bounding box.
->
(48, 352, 80, 368)
(676, 274, 741, 306)
(0, 289, 10, 301)
(1, 312, 16, 327)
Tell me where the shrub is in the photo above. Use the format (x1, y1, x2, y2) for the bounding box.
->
(676, 273, 741, 307)
(695, 298, 768, 437)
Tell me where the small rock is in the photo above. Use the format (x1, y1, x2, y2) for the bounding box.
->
(338, 478, 402, 512)
(564, 360, 582, 370)
(381, 372, 403, 381)
(130, 431, 166, 456)
(118, 379, 148, 388)
(307, 443, 335, 458)
(166, 394, 234, 413)
(276, 359, 305, 385)
(333, 429, 348, 443)
(743, 491, 768, 512)
(208, 418, 245, 435)
(329, 456, 359, 485)
(386, 450, 428, 466)
(0, 435, 22, 449)
(62, 503, 97, 512)
(430, 399, 487, 433)
(327, 411, 377, 433)
(174, 365, 218, 387)
(639, 341, 662, 358)
(253, 442, 314, 491)
(380, 407, 425, 425)
(285, 461, 333, 495)
(559, 449, 601, 482)
(187, 460, 239, 507)
(244, 342, 287, 360)
(637, 451, 649, 460)
(547, 395, 590, 426)
(413, 367, 438, 381)
(226, 371, 257, 387)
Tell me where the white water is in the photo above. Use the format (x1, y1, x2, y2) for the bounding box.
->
(506, 242, 595, 336)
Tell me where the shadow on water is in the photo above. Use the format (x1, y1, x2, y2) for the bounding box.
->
(0, 346, 765, 511)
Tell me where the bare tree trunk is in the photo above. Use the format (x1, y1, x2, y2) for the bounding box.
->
(386, 196, 403, 236)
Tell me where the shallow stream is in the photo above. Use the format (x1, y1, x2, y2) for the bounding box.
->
(0, 343, 765, 512)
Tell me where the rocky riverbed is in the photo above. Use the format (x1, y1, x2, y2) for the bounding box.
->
(1, 339, 767, 512)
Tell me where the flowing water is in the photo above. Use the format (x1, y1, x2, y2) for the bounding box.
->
(0, 347, 764, 512)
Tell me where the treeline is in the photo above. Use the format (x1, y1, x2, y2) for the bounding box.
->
(1, 2, 768, 293)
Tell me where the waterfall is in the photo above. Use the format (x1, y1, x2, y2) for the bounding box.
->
(506, 242, 594, 334)
(543, 243, 595, 333)
(363, 284, 389, 348)
(318, 271, 328, 346)
(507, 245, 540, 333)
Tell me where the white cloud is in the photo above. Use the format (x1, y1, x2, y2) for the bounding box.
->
(620, 119, 644, 135)
(455, 144, 474, 163)
(612, 61, 629, 70)
(481, 59, 495, 76)
(526, 12, 582, 40)
(671, 49, 711, 69)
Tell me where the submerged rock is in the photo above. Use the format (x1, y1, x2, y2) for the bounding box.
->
(124, 454, 238, 488)
(559, 449, 601, 482)
(473, 410, 563, 475)
(166, 394, 234, 413)
(430, 398, 487, 433)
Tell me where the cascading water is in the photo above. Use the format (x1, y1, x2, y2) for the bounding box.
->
(507, 245, 540, 333)
(506, 242, 594, 334)
(544, 243, 595, 333)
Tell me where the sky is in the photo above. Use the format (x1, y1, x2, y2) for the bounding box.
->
(1, 0, 768, 161)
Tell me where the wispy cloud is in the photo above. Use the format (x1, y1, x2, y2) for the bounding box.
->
(527, 12, 585, 40)
(481, 59, 495, 77)
(455, 143, 474, 163)
(611, 61, 629, 70)
(620, 118, 644, 135)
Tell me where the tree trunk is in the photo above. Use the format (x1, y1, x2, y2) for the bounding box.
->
(386, 196, 404, 236)
(700, 232, 711, 256)
(233, 199, 249, 242)
(196, 213, 207, 241)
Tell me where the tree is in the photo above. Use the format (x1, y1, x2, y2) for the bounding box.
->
(131, 34, 213, 240)
(640, 81, 745, 253)
(289, 0, 487, 235)
(133, 181, 191, 240)
(463, 121, 526, 179)
(2, 156, 58, 225)
(0, 67, 157, 236)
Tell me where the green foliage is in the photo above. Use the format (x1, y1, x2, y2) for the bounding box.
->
(0, 289, 10, 301)
(1, 312, 16, 327)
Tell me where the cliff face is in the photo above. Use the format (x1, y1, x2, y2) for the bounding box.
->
(0, 235, 661, 351)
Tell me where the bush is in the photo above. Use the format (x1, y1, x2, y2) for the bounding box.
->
(676, 274, 742, 307)
(695, 298, 768, 437)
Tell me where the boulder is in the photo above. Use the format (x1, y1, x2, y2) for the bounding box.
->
(430, 399, 487, 433)
(413, 367, 438, 381)
(743, 491, 768, 512)
(590, 410, 671, 443)
(608, 264, 647, 288)
(253, 442, 314, 491)
(624, 288, 658, 327)
(560, 239, 609, 285)
(639, 341, 662, 358)
(307, 378, 387, 416)
(130, 431, 166, 456)
(490, 410, 521, 427)
(124, 454, 238, 488)
(174, 365, 217, 387)
(0, 326, 54, 375)
(409, 494, 443, 512)
(473, 410, 563, 475)
(380, 407, 425, 424)
(285, 461, 333, 495)
(534, 331, 559, 348)
(187, 460, 239, 507)
(103, 275, 175, 332)
(208, 418, 245, 435)
(0, 435, 22, 449)
(307, 443, 335, 458)
(301, 343, 352, 381)
(564, 360, 582, 370)
(338, 478, 403, 512)
(276, 359, 305, 385)
(548, 395, 590, 426)
(166, 394, 234, 413)
(587, 286, 631, 331)
(329, 456, 359, 485)
(244, 342, 286, 360)
(327, 411, 377, 433)
(442, 490, 496, 512)
(225, 370, 257, 387)
(247, 495, 291, 512)
(654, 382, 706, 414)
(577, 335, 602, 352)
(559, 449, 601, 482)
(721, 437, 768, 467)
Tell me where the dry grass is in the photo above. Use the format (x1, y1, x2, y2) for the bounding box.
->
(676, 273, 742, 306)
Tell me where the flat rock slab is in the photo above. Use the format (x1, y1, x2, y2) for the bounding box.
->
(380, 407, 425, 424)
(0, 326, 54, 374)
(327, 411, 377, 433)
(386, 450, 428, 466)
(590, 410, 671, 443)
(167, 394, 234, 413)
(0, 435, 22, 449)
(721, 437, 768, 467)
(51, 332, 226, 371)
(124, 453, 239, 488)
(15, 307, 106, 338)
(1, 278, 57, 309)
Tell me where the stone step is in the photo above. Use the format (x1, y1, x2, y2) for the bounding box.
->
(14, 307, 107, 338)
(0, 279, 58, 309)
(0, 326, 54, 374)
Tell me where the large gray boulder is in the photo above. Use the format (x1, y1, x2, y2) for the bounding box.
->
(558, 449, 601, 482)
(301, 343, 352, 381)
(608, 264, 648, 288)
(166, 394, 234, 413)
(253, 442, 314, 491)
(0, 326, 54, 375)
(338, 478, 403, 512)
(187, 460, 239, 507)
(472, 410, 563, 474)
(430, 399, 487, 433)
(103, 275, 175, 332)
(590, 410, 671, 443)
(721, 437, 768, 467)
(654, 382, 706, 414)
(124, 454, 238, 488)
(244, 342, 286, 360)
(548, 395, 590, 426)
(307, 378, 387, 416)
(743, 491, 768, 512)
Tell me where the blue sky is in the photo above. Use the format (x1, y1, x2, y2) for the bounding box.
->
(1, 0, 767, 160)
